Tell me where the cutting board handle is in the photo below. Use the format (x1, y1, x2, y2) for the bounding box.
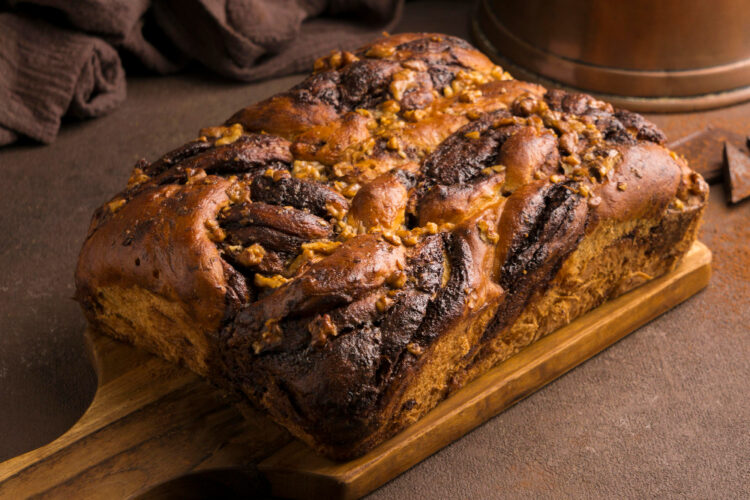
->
(0, 329, 289, 498)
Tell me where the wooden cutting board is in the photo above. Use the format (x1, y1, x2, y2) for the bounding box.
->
(0, 242, 711, 500)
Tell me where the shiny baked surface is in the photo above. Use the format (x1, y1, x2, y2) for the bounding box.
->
(75, 33, 707, 459)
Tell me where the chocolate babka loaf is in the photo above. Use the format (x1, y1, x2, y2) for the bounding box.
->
(75, 33, 708, 460)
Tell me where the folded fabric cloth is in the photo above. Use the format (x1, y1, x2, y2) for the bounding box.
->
(152, 0, 403, 81)
(0, 0, 403, 147)
(0, 14, 126, 146)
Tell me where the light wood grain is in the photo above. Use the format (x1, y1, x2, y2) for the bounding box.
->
(0, 334, 291, 498)
(0, 242, 711, 500)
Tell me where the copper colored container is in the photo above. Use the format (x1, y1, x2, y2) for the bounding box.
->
(472, 0, 750, 111)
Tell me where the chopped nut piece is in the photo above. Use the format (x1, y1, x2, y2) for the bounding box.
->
(263, 168, 290, 182)
(127, 167, 150, 187)
(342, 183, 361, 198)
(326, 200, 347, 220)
(215, 123, 243, 146)
(514, 95, 538, 115)
(308, 314, 338, 348)
(365, 44, 396, 58)
(406, 342, 423, 356)
(493, 117, 516, 128)
(459, 89, 482, 103)
(479, 165, 505, 177)
(490, 66, 506, 80)
(528, 115, 544, 130)
(398, 229, 419, 246)
(402, 59, 428, 71)
(381, 230, 402, 246)
(292, 160, 327, 181)
(558, 132, 578, 155)
(186, 168, 207, 185)
(381, 100, 400, 114)
(477, 220, 499, 244)
(225, 182, 249, 204)
(571, 166, 587, 177)
(376, 295, 394, 313)
(332, 162, 354, 177)
(588, 195, 602, 207)
(204, 219, 226, 242)
(107, 198, 126, 213)
(253, 319, 283, 354)
(464, 130, 481, 140)
(274, 170, 291, 181)
(387, 271, 408, 289)
(238, 243, 266, 266)
(403, 109, 427, 122)
(336, 220, 358, 240)
(255, 274, 290, 289)
(301, 240, 342, 255)
(562, 154, 581, 166)
(287, 240, 342, 275)
(328, 51, 342, 69)
(342, 51, 359, 65)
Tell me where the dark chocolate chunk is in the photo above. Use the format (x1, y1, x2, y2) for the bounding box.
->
(222, 202, 332, 240)
(723, 142, 750, 204)
(290, 70, 342, 108)
(484, 181, 588, 341)
(339, 59, 400, 109)
(144, 139, 213, 176)
(668, 126, 745, 183)
(421, 110, 512, 187)
(414, 233, 472, 343)
(251, 174, 349, 218)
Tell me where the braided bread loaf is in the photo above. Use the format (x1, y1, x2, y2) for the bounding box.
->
(75, 33, 707, 459)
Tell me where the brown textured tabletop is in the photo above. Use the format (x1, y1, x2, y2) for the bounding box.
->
(0, 1, 748, 497)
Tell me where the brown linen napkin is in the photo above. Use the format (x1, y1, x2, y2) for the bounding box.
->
(0, 14, 126, 146)
(4, 0, 184, 74)
(152, 0, 404, 81)
(0, 0, 403, 147)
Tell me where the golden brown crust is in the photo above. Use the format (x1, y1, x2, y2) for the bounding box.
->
(75, 179, 246, 375)
(75, 33, 708, 459)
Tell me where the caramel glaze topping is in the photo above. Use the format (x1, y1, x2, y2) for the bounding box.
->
(90, 33, 708, 441)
